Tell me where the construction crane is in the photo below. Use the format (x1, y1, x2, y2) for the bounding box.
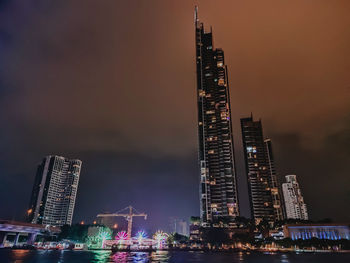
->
(97, 206, 147, 239)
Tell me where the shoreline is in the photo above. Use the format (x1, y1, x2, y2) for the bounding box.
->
(2, 247, 349, 253)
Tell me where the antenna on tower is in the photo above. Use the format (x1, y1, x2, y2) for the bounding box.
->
(194, 6, 199, 24)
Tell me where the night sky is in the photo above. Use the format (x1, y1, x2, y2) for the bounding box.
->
(1, 0, 350, 231)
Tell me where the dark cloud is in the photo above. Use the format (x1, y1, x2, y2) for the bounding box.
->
(1, 0, 350, 226)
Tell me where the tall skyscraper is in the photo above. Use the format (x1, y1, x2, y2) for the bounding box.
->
(264, 139, 284, 221)
(241, 115, 283, 224)
(195, 7, 239, 227)
(282, 175, 308, 220)
(27, 155, 82, 226)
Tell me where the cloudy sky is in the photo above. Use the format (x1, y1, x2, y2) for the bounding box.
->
(1, 0, 349, 229)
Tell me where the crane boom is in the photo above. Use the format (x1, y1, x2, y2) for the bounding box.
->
(97, 206, 147, 239)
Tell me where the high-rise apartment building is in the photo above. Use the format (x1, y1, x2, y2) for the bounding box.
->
(241, 115, 283, 224)
(282, 175, 308, 220)
(195, 7, 239, 227)
(27, 155, 82, 226)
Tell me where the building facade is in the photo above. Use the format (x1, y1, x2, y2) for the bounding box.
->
(264, 139, 284, 221)
(283, 224, 349, 240)
(195, 7, 239, 226)
(27, 155, 82, 226)
(241, 115, 283, 224)
(170, 218, 189, 236)
(189, 217, 201, 243)
(177, 219, 189, 237)
(282, 175, 308, 220)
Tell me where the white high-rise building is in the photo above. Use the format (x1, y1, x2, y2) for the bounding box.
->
(282, 175, 308, 220)
(177, 219, 189, 236)
(28, 155, 82, 226)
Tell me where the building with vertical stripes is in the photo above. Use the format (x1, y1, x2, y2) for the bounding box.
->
(282, 174, 308, 220)
(241, 115, 283, 224)
(195, 7, 239, 227)
(27, 155, 82, 226)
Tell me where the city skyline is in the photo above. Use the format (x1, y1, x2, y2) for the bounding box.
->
(1, 1, 350, 229)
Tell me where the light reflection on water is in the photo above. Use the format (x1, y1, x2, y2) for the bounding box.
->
(92, 250, 111, 262)
(1, 249, 350, 263)
(238, 251, 244, 261)
(91, 250, 170, 263)
(280, 253, 290, 263)
(7, 249, 30, 263)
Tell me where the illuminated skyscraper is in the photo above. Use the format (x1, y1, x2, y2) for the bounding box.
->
(241, 115, 283, 223)
(264, 139, 284, 221)
(27, 155, 82, 226)
(282, 175, 308, 220)
(195, 7, 239, 227)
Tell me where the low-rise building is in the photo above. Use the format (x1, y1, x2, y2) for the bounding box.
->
(189, 217, 201, 242)
(283, 224, 350, 240)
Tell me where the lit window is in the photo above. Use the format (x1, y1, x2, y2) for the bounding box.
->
(218, 79, 225, 86)
(247, 146, 257, 153)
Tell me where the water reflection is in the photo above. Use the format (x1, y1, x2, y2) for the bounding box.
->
(58, 249, 64, 263)
(111, 252, 152, 263)
(91, 250, 112, 263)
(132, 252, 149, 263)
(238, 251, 244, 261)
(106, 251, 169, 263)
(112, 252, 129, 262)
(2, 249, 348, 263)
(9, 249, 30, 263)
(280, 253, 290, 263)
(150, 251, 169, 262)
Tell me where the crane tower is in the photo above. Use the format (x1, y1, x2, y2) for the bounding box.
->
(97, 206, 147, 239)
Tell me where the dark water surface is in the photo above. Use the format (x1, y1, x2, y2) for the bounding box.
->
(1, 249, 350, 263)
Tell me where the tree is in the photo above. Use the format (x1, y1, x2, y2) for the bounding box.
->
(234, 216, 255, 231)
(201, 228, 230, 246)
(167, 232, 189, 246)
(58, 224, 89, 242)
(257, 218, 270, 236)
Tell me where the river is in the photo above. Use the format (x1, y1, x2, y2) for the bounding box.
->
(1, 249, 350, 263)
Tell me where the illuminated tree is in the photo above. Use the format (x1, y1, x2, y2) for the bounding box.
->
(87, 226, 112, 249)
(115, 231, 128, 242)
(153, 230, 168, 249)
(135, 230, 147, 243)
